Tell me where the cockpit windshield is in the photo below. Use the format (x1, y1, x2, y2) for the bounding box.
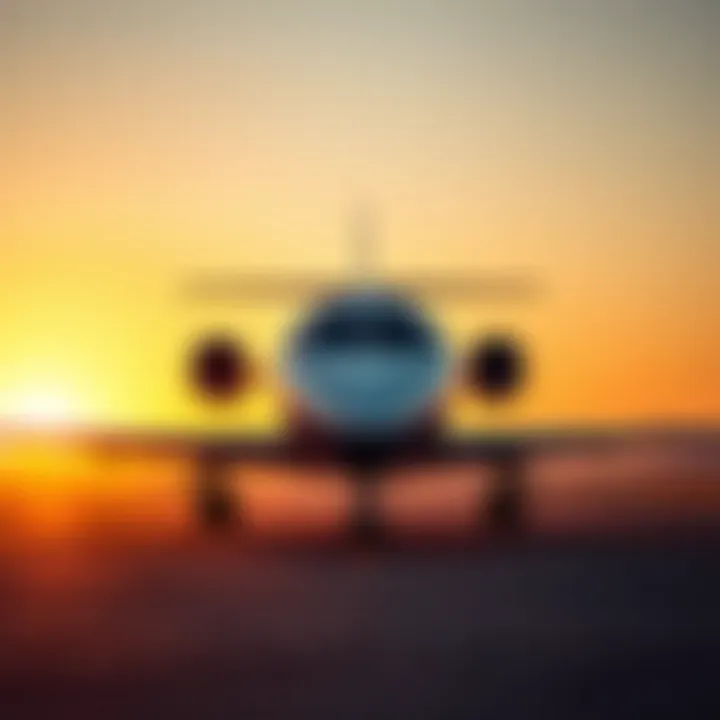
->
(304, 310, 430, 350)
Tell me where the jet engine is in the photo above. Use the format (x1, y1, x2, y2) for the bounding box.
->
(466, 333, 526, 401)
(189, 334, 250, 403)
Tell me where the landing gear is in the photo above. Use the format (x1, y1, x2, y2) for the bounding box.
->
(194, 449, 241, 531)
(349, 469, 384, 544)
(484, 448, 526, 533)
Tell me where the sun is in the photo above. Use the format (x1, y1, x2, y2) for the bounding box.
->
(13, 390, 76, 426)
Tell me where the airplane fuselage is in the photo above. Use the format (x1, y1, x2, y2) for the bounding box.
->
(283, 287, 449, 456)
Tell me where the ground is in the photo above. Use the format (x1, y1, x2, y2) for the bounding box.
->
(0, 438, 719, 718)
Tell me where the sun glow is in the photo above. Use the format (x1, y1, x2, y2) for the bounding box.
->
(8, 390, 77, 427)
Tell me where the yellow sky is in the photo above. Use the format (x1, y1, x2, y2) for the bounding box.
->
(1, 0, 718, 429)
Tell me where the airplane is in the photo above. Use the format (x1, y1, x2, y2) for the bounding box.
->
(179, 216, 541, 539)
(17, 216, 716, 541)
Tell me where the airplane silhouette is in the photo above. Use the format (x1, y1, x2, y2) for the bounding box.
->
(180, 214, 541, 539)
(16, 216, 714, 541)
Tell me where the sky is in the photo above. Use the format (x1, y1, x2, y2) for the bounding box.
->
(0, 0, 718, 429)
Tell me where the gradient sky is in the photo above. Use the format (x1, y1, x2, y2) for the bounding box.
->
(0, 0, 718, 429)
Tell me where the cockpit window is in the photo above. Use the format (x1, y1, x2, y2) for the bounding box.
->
(307, 316, 356, 346)
(371, 315, 427, 347)
(305, 312, 429, 350)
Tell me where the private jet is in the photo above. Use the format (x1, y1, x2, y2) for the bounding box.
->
(55, 220, 714, 541)
(178, 221, 542, 540)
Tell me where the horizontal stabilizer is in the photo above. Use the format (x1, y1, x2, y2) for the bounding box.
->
(183, 271, 539, 303)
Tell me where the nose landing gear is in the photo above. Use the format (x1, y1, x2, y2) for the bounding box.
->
(349, 472, 384, 544)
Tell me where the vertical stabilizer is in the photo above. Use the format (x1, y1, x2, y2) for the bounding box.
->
(351, 206, 377, 281)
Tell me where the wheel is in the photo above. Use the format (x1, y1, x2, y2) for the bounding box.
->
(349, 474, 384, 544)
(194, 452, 239, 531)
(486, 482, 523, 531)
(197, 479, 235, 529)
(484, 450, 526, 533)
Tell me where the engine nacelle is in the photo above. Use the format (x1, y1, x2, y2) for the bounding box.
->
(466, 333, 526, 401)
(189, 334, 250, 403)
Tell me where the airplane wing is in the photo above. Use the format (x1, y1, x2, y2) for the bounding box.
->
(183, 271, 538, 304)
(3, 422, 716, 465)
(82, 430, 291, 461)
(425, 425, 720, 463)
(0, 423, 296, 462)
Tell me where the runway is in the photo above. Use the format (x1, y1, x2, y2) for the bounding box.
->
(1, 438, 719, 718)
(1, 535, 719, 718)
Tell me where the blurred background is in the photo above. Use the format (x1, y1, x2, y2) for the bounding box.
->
(1, 0, 718, 430)
(1, 2, 719, 718)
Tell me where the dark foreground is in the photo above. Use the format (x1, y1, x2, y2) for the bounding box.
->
(2, 533, 720, 720)
(1, 435, 719, 718)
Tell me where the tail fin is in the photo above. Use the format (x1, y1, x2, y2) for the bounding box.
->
(183, 207, 539, 303)
(351, 206, 377, 280)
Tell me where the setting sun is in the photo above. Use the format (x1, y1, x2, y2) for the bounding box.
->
(7, 389, 77, 427)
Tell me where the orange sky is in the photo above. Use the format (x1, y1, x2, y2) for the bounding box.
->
(0, 0, 718, 430)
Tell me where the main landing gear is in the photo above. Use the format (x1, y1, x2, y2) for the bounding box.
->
(484, 448, 526, 533)
(194, 448, 240, 531)
(190, 448, 528, 539)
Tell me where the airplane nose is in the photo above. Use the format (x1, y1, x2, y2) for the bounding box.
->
(290, 345, 446, 433)
(343, 365, 392, 390)
(324, 355, 411, 393)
